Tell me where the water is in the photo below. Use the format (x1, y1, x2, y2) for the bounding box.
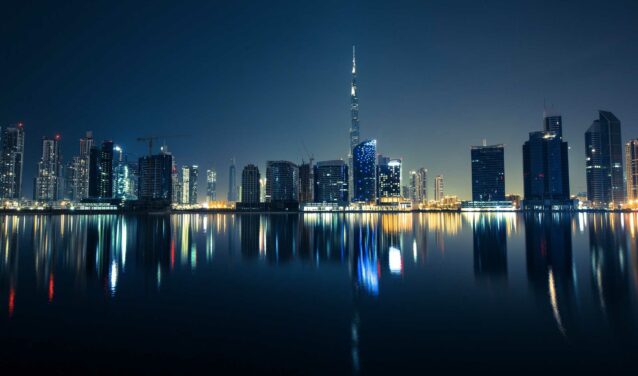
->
(1, 213, 637, 373)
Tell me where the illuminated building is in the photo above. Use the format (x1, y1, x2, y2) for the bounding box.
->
(228, 158, 238, 202)
(259, 178, 267, 203)
(523, 121, 571, 210)
(0, 123, 25, 200)
(241, 164, 260, 204)
(138, 148, 173, 201)
(626, 139, 638, 206)
(298, 159, 314, 203)
(68, 131, 93, 201)
(33, 135, 61, 201)
(471, 143, 505, 201)
(348, 46, 359, 198)
(409, 168, 427, 204)
(99, 141, 114, 198)
(313, 160, 348, 205)
(585, 111, 624, 208)
(434, 175, 444, 202)
(265, 160, 298, 203)
(377, 156, 401, 199)
(206, 169, 217, 201)
(113, 145, 136, 200)
(352, 139, 376, 203)
(180, 165, 198, 204)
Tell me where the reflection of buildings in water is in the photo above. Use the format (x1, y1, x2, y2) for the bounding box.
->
(352, 219, 379, 296)
(137, 215, 172, 288)
(33, 215, 63, 301)
(588, 214, 633, 336)
(299, 213, 348, 264)
(628, 214, 638, 297)
(427, 213, 462, 253)
(240, 214, 261, 258)
(1, 216, 20, 316)
(171, 214, 200, 270)
(471, 214, 507, 284)
(525, 213, 576, 337)
(263, 214, 299, 264)
(410, 214, 428, 265)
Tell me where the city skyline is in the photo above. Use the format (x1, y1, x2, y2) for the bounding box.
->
(2, 1, 638, 201)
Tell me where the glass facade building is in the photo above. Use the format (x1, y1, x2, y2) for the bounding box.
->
(265, 161, 299, 203)
(241, 164, 261, 204)
(377, 157, 401, 199)
(0, 123, 25, 199)
(523, 130, 570, 208)
(471, 144, 505, 201)
(352, 140, 376, 203)
(585, 111, 624, 207)
(314, 160, 348, 205)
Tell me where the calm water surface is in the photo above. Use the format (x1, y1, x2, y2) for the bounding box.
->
(1, 213, 637, 373)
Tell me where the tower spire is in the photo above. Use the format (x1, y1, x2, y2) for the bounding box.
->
(352, 45, 356, 75)
(349, 45, 360, 151)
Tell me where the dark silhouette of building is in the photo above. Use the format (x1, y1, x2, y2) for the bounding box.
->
(241, 164, 261, 204)
(314, 160, 349, 205)
(138, 150, 173, 201)
(265, 161, 298, 204)
(585, 111, 624, 207)
(99, 141, 114, 198)
(298, 160, 314, 203)
(523, 118, 571, 209)
(352, 139, 376, 203)
(471, 144, 505, 201)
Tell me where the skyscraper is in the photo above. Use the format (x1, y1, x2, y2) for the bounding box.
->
(352, 139, 376, 203)
(206, 169, 217, 202)
(0, 123, 25, 199)
(113, 145, 134, 200)
(349, 46, 359, 152)
(314, 160, 349, 205)
(241, 164, 261, 204)
(298, 160, 314, 203)
(265, 160, 299, 203)
(69, 131, 94, 201)
(348, 46, 360, 199)
(377, 157, 401, 199)
(34, 135, 62, 201)
(523, 130, 570, 209)
(228, 158, 237, 202)
(180, 165, 199, 204)
(99, 140, 114, 198)
(585, 111, 624, 207)
(625, 139, 638, 204)
(434, 175, 444, 202)
(138, 148, 173, 201)
(544, 114, 563, 139)
(409, 168, 427, 203)
(471, 144, 505, 201)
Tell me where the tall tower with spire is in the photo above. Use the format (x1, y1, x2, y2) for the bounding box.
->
(348, 46, 359, 201)
(349, 46, 360, 150)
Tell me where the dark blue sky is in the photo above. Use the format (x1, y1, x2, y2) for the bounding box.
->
(2, 0, 638, 199)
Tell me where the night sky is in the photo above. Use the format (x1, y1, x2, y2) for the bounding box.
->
(2, 0, 638, 200)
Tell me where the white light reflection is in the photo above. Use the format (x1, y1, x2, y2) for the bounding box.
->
(389, 247, 402, 275)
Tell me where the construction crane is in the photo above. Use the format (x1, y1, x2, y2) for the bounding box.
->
(136, 134, 189, 155)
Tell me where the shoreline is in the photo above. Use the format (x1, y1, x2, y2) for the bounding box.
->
(0, 208, 632, 215)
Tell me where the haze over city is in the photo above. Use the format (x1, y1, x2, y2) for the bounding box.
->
(2, 0, 637, 200)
